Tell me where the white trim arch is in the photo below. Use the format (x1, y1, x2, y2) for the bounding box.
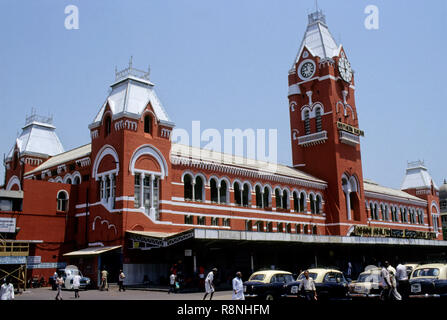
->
(92, 144, 120, 180)
(72, 171, 82, 185)
(129, 144, 168, 179)
(63, 173, 73, 184)
(55, 176, 63, 183)
(431, 201, 440, 214)
(181, 170, 195, 183)
(208, 175, 220, 186)
(6, 175, 21, 191)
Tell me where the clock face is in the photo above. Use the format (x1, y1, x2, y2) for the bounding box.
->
(338, 57, 352, 83)
(300, 62, 315, 79)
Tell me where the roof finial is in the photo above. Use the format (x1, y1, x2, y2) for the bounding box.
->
(315, 0, 319, 12)
(129, 56, 133, 69)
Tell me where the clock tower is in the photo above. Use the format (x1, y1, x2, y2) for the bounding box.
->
(288, 10, 367, 235)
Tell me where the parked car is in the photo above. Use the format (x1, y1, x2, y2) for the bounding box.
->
(348, 266, 384, 299)
(57, 265, 91, 290)
(284, 268, 350, 300)
(243, 270, 294, 300)
(404, 263, 419, 277)
(409, 263, 447, 299)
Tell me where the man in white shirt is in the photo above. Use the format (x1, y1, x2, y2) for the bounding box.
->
(380, 261, 392, 300)
(73, 273, 82, 298)
(395, 263, 409, 299)
(203, 268, 217, 300)
(168, 273, 176, 294)
(298, 270, 317, 301)
(0, 278, 14, 300)
(232, 272, 244, 300)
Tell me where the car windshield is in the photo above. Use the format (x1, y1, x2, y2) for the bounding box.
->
(270, 274, 294, 283)
(412, 268, 440, 278)
(357, 273, 380, 283)
(249, 274, 266, 281)
(297, 273, 318, 281)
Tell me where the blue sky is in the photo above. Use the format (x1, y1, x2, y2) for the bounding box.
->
(0, 0, 446, 189)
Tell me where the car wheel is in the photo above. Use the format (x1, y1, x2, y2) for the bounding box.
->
(265, 294, 274, 301)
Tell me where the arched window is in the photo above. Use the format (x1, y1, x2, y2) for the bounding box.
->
(57, 191, 68, 212)
(312, 225, 317, 235)
(74, 176, 81, 185)
(234, 182, 242, 206)
(183, 174, 193, 200)
(263, 187, 270, 208)
(315, 107, 322, 132)
(210, 179, 218, 203)
(194, 176, 204, 201)
(144, 115, 152, 134)
(275, 189, 281, 208)
(286, 223, 292, 233)
(315, 195, 322, 214)
(220, 180, 228, 204)
(267, 222, 273, 232)
(184, 215, 193, 224)
(242, 183, 250, 207)
(300, 192, 306, 212)
(304, 110, 310, 135)
(293, 191, 299, 212)
(255, 185, 263, 208)
(303, 225, 308, 234)
(296, 224, 301, 234)
(246, 220, 252, 231)
(277, 222, 283, 233)
(66, 178, 72, 185)
(256, 221, 264, 232)
(105, 116, 111, 137)
(309, 194, 315, 214)
(282, 190, 288, 209)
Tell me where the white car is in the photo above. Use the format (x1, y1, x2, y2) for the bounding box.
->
(58, 265, 91, 290)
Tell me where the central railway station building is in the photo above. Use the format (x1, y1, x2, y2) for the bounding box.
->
(1, 10, 445, 288)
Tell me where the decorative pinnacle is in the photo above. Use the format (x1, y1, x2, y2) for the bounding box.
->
(115, 56, 151, 82)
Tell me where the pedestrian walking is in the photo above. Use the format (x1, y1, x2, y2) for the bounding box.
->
(380, 261, 392, 300)
(168, 273, 176, 294)
(55, 275, 63, 300)
(387, 268, 402, 300)
(73, 273, 81, 298)
(347, 261, 352, 278)
(52, 272, 58, 290)
(119, 270, 126, 292)
(395, 263, 409, 299)
(298, 270, 317, 301)
(1, 278, 14, 300)
(203, 268, 217, 300)
(232, 271, 245, 300)
(100, 268, 108, 291)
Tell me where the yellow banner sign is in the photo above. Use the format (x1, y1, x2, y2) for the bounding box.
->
(337, 121, 364, 136)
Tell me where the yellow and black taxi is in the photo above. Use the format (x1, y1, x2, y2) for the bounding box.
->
(243, 270, 294, 300)
(409, 263, 447, 299)
(348, 266, 384, 299)
(284, 268, 350, 300)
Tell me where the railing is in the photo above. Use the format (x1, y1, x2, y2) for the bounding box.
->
(0, 241, 29, 257)
(298, 131, 328, 147)
(339, 130, 360, 146)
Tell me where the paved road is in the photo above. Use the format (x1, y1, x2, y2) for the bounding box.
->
(15, 287, 234, 300)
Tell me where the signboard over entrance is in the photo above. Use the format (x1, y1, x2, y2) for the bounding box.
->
(353, 226, 436, 240)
